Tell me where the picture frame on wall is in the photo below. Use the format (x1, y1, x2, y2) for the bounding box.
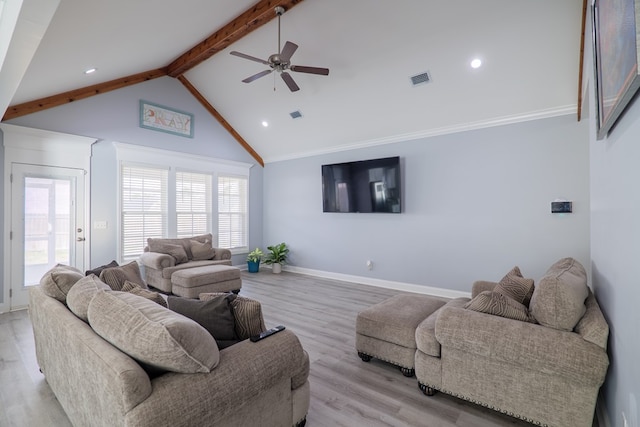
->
(139, 100, 194, 138)
(592, 0, 640, 139)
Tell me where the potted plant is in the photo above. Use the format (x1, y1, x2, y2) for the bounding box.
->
(246, 248, 263, 273)
(264, 242, 289, 274)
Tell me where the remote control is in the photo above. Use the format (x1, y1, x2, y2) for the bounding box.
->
(250, 325, 285, 342)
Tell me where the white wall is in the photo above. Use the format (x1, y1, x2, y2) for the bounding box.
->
(589, 77, 640, 427)
(263, 114, 590, 293)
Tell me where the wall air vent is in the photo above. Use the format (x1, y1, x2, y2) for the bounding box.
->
(290, 110, 303, 119)
(410, 71, 431, 87)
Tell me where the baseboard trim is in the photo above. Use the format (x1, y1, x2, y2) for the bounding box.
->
(283, 266, 470, 300)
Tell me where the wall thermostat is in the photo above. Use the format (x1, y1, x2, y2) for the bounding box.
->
(551, 201, 572, 213)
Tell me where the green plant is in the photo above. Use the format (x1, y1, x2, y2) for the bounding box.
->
(264, 242, 289, 265)
(246, 248, 264, 263)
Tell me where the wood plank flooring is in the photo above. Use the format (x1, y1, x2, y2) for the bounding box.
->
(0, 271, 592, 426)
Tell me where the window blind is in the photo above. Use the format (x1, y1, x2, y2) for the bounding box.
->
(121, 164, 168, 261)
(176, 171, 212, 238)
(218, 176, 248, 251)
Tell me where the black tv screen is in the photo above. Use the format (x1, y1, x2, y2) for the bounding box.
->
(322, 156, 401, 213)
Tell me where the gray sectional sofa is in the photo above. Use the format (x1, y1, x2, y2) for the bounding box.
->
(29, 265, 310, 427)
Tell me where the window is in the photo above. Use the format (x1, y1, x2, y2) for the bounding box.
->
(121, 164, 168, 261)
(176, 171, 212, 238)
(218, 175, 248, 252)
(115, 143, 252, 262)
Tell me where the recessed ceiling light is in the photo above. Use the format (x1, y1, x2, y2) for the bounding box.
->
(84, 68, 97, 75)
(261, 121, 269, 127)
(470, 59, 482, 69)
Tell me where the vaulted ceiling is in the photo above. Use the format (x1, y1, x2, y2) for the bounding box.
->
(2, 0, 584, 164)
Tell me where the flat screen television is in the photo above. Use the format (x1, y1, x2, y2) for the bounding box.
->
(322, 156, 401, 213)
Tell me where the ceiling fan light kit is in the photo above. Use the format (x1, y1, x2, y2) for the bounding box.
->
(230, 6, 329, 92)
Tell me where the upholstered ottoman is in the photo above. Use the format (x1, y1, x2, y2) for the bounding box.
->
(171, 265, 241, 298)
(356, 294, 447, 377)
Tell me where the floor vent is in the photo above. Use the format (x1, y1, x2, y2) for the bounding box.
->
(290, 110, 303, 119)
(410, 71, 431, 86)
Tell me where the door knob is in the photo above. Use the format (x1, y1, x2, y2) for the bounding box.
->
(76, 237, 86, 242)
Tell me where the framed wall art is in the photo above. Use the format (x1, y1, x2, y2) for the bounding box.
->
(592, 0, 640, 139)
(139, 100, 194, 138)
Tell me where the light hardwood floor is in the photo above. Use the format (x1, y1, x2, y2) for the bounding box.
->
(0, 271, 587, 426)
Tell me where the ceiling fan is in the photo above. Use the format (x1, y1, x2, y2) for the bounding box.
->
(230, 6, 329, 92)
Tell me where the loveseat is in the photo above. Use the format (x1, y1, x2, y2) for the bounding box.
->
(415, 258, 609, 427)
(29, 264, 310, 427)
(139, 233, 232, 293)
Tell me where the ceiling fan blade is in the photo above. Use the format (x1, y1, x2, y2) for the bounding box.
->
(242, 69, 273, 83)
(230, 51, 269, 65)
(281, 72, 300, 92)
(290, 65, 330, 76)
(280, 41, 298, 61)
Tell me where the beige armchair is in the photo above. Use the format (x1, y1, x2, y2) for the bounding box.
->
(138, 233, 231, 293)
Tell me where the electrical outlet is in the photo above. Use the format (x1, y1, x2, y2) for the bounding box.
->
(366, 260, 373, 270)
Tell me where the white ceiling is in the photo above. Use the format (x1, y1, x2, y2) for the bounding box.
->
(5, 0, 583, 163)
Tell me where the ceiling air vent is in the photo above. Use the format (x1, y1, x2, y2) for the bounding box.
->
(290, 110, 303, 119)
(410, 71, 431, 87)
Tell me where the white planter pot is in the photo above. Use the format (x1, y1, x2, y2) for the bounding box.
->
(272, 263, 282, 274)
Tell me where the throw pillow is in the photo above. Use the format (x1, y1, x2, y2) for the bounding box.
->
(148, 241, 189, 264)
(122, 280, 167, 307)
(88, 291, 219, 373)
(529, 257, 589, 331)
(40, 264, 84, 302)
(190, 239, 216, 261)
(85, 260, 119, 277)
(494, 266, 535, 307)
(464, 291, 536, 323)
(99, 261, 146, 291)
(168, 294, 240, 349)
(200, 292, 266, 340)
(66, 274, 110, 322)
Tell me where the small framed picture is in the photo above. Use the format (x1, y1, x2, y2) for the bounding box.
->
(139, 100, 194, 138)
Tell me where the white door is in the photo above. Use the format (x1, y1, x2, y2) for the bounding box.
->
(10, 163, 86, 309)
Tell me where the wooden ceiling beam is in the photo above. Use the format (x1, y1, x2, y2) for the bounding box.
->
(2, 68, 167, 121)
(178, 75, 264, 167)
(166, 0, 304, 77)
(577, 0, 588, 121)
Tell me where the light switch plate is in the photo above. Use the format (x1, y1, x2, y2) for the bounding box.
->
(551, 201, 572, 213)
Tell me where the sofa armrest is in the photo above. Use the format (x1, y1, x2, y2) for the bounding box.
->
(471, 280, 498, 298)
(139, 251, 175, 270)
(435, 306, 609, 387)
(213, 248, 231, 261)
(125, 329, 308, 425)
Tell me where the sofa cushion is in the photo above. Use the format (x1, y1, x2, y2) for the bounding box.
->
(40, 264, 84, 302)
(495, 266, 535, 306)
(148, 241, 188, 264)
(88, 291, 219, 373)
(122, 280, 167, 307)
(147, 233, 213, 260)
(85, 260, 119, 277)
(99, 261, 146, 291)
(200, 292, 267, 340)
(191, 239, 216, 261)
(464, 290, 535, 323)
(529, 257, 589, 331)
(168, 294, 240, 349)
(66, 274, 110, 322)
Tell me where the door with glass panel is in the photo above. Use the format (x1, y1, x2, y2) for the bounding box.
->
(10, 164, 86, 309)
